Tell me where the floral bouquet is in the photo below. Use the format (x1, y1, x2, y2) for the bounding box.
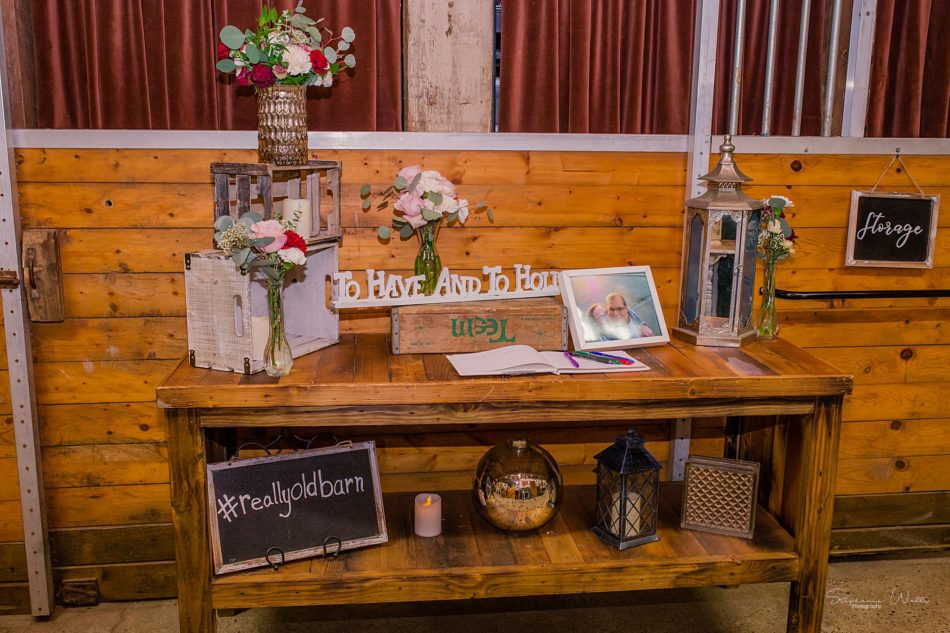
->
(360, 165, 492, 294)
(757, 195, 798, 262)
(214, 209, 307, 376)
(755, 195, 798, 338)
(215, 2, 355, 89)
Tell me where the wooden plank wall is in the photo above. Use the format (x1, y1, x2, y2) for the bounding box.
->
(0, 148, 946, 611)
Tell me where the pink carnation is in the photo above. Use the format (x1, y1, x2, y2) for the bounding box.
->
(250, 220, 287, 252)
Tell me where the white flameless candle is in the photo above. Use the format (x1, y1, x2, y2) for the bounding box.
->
(284, 198, 311, 240)
(414, 493, 442, 537)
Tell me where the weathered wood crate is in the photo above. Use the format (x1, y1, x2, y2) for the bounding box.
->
(185, 243, 339, 374)
(211, 161, 341, 244)
(391, 297, 567, 354)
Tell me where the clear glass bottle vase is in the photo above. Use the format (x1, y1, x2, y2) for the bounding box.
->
(755, 256, 779, 339)
(264, 274, 294, 377)
(415, 220, 442, 295)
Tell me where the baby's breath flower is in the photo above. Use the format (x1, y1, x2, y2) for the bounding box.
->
(215, 223, 250, 255)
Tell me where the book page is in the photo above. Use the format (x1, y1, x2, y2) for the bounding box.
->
(539, 350, 650, 373)
(447, 345, 554, 376)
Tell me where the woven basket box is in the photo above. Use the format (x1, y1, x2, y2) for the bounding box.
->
(391, 297, 567, 355)
(681, 455, 760, 539)
(184, 243, 339, 374)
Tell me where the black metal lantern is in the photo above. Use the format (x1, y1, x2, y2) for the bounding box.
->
(673, 135, 765, 347)
(592, 429, 661, 550)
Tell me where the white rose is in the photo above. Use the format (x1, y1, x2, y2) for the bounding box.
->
(309, 73, 324, 87)
(322, 71, 333, 87)
(436, 195, 459, 215)
(768, 219, 783, 234)
(283, 45, 312, 75)
(277, 248, 306, 266)
(417, 170, 443, 195)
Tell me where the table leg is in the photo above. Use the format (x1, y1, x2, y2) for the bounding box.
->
(167, 409, 216, 633)
(786, 396, 843, 633)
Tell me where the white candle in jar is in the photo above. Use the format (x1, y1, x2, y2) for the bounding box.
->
(283, 198, 311, 240)
(414, 493, 442, 537)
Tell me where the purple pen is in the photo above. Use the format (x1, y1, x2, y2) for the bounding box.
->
(563, 351, 580, 368)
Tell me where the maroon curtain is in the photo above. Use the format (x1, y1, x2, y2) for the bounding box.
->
(710, 0, 830, 136)
(499, 0, 697, 134)
(867, 0, 950, 138)
(498, 0, 835, 135)
(32, 0, 402, 130)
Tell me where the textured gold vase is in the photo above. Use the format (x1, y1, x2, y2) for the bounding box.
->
(256, 85, 308, 166)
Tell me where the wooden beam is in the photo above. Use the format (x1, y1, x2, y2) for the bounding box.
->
(0, 0, 35, 128)
(403, 0, 493, 131)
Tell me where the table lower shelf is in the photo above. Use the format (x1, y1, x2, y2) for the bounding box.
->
(211, 483, 799, 609)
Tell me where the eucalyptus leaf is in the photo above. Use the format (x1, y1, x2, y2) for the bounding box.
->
(769, 197, 787, 209)
(250, 237, 275, 247)
(394, 176, 406, 189)
(232, 247, 250, 267)
(220, 25, 245, 50)
(359, 184, 371, 197)
(344, 54, 356, 68)
(779, 218, 792, 238)
(447, 211, 459, 223)
(245, 43, 261, 64)
(261, 265, 280, 281)
(342, 26, 356, 42)
(241, 211, 262, 224)
(337, 41, 349, 52)
(377, 226, 392, 240)
(215, 59, 236, 73)
(422, 209, 442, 221)
(382, 185, 394, 195)
(307, 26, 322, 43)
(399, 224, 415, 239)
(392, 217, 407, 225)
(427, 191, 443, 206)
(214, 216, 234, 231)
(377, 201, 389, 210)
(324, 47, 338, 64)
(474, 199, 488, 208)
(487, 209, 495, 222)
(361, 199, 371, 210)
(408, 172, 422, 192)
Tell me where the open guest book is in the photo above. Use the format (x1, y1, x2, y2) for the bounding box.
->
(447, 345, 650, 376)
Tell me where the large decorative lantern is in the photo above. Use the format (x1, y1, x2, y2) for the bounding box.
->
(674, 135, 766, 347)
(592, 429, 661, 550)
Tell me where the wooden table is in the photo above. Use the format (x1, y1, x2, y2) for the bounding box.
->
(157, 335, 852, 633)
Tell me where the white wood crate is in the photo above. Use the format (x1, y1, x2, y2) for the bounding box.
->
(185, 243, 339, 374)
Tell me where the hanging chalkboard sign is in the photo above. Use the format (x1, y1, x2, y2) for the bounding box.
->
(846, 191, 940, 268)
(207, 441, 387, 574)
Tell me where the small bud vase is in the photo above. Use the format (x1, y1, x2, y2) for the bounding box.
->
(264, 274, 293, 377)
(256, 85, 308, 166)
(415, 220, 442, 295)
(755, 256, 779, 339)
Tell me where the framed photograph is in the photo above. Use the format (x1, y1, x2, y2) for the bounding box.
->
(845, 191, 940, 269)
(559, 267, 669, 351)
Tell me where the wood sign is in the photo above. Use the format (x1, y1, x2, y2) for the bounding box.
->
(846, 191, 940, 268)
(332, 264, 560, 308)
(206, 441, 387, 574)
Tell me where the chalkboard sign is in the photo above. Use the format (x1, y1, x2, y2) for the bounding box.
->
(846, 191, 940, 268)
(207, 441, 387, 574)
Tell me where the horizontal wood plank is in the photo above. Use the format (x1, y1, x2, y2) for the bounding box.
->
(843, 384, 949, 422)
(55, 560, 177, 601)
(42, 444, 169, 488)
(839, 419, 950, 459)
(833, 492, 950, 529)
(836, 455, 950, 495)
(32, 318, 186, 363)
(46, 484, 171, 529)
(39, 403, 166, 446)
(34, 360, 179, 405)
(50, 524, 175, 566)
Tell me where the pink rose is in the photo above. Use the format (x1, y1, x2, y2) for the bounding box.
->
(250, 220, 287, 252)
(394, 191, 424, 217)
(406, 214, 428, 229)
(397, 165, 422, 188)
(250, 64, 275, 88)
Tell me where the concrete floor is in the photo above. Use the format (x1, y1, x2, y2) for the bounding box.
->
(1, 555, 947, 633)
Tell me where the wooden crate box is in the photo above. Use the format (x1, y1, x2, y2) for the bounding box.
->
(185, 243, 339, 374)
(391, 297, 567, 354)
(211, 161, 342, 244)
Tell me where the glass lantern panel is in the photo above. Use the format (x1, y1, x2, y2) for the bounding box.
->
(620, 471, 659, 538)
(596, 465, 622, 534)
(703, 214, 737, 321)
(681, 213, 704, 326)
(738, 209, 761, 329)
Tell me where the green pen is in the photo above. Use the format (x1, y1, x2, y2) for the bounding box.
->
(571, 351, 623, 365)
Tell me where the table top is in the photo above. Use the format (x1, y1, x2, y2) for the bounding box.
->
(156, 334, 852, 410)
